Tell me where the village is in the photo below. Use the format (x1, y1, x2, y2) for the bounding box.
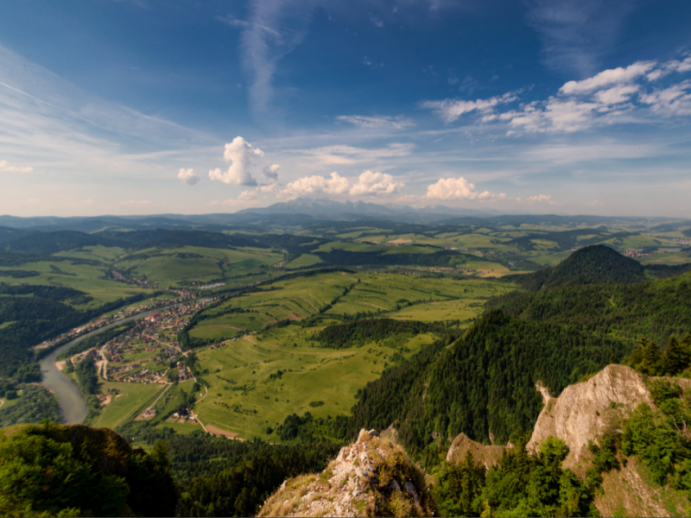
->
(34, 290, 198, 352)
(101, 299, 215, 384)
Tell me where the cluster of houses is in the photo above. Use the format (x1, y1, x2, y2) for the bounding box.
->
(35, 292, 201, 351)
(100, 302, 216, 384)
(110, 268, 152, 288)
(625, 249, 654, 258)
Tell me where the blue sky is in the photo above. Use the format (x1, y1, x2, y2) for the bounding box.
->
(1, 0, 690, 217)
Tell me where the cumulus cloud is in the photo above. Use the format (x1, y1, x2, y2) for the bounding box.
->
(177, 168, 199, 185)
(349, 171, 404, 196)
(238, 190, 258, 201)
(0, 160, 33, 173)
(263, 163, 280, 181)
(421, 92, 518, 123)
(425, 177, 505, 201)
(336, 115, 414, 129)
(208, 136, 263, 186)
(279, 172, 350, 199)
(559, 61, 655, 94)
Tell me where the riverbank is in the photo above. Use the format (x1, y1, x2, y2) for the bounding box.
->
(39, 304, 183, 425)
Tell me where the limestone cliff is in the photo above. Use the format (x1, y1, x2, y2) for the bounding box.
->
(527, 364, 653, 468)
(446, 432, 506, 468)
(258, 430, 435, 517)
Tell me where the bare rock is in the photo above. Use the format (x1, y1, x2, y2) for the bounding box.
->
(527, 364, 654, 468)
(258, 435, 435, 517)
(446, 432, 506, 468)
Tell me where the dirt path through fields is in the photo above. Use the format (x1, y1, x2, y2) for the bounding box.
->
(206, 424, 242, 440)
(300, 297, 319, 312)
(361, 302, 389, 310)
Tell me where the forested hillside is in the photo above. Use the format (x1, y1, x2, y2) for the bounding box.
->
(350, 310, 630, 455)
(489, 271, 691, 344)
(508, 245, 647, 291)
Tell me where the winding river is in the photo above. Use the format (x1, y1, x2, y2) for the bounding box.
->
(39, 304, 180, 424)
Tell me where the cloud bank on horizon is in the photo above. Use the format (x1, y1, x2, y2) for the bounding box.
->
(0, 0, 690, 217)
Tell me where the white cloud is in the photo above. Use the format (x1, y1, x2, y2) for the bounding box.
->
(177, 168, 199, 185)
(0, 159, 33, 173)
(260, 182, 280, 193)
(425, 177, 505, 200)
(336, 115, 414, 129)
(500, 98, 602, 133)
(238, 190, 258, 201)
(208, 136, 263, 186)
(559, 61, 655, 94)
(231, 0, 318, 119)
(421, 92, 518, 123)
(296, 143, 415, 166)
(279, 172, 350, 199)
(647, 56, 691, 81)
(639, 81, 691, 117)
(593, 84, 640, 105)
(263, 163, 280, 181)
(527, 194, 554, 204)
(349, 170, 403, 196)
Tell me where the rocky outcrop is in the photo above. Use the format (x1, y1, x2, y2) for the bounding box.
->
(446, 433, 506, 468)
(527, 364, 653, 468)
(258, 430, 435, 517)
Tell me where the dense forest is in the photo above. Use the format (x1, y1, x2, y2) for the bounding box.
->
(348, 310, 631, 456)
(312, 318, 444, 349)
(0, 385, 61, 428)
(489, 271, 691, 344)
(314, 248, 481, 268)
(507, 244, 691, 292)
(0, 422, 177, 517)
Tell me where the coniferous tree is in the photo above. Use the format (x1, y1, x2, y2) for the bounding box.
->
(662, 335, 689, 375)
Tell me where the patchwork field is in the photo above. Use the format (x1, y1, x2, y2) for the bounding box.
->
(193, 327, 437, 440)
(116, 246, 282, 289)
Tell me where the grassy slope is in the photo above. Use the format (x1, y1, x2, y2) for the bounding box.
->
(194, 328, 436, 440)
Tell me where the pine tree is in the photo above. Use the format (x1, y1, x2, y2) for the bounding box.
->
(662, 335, 689, 376)
(639, 338, 662, 375)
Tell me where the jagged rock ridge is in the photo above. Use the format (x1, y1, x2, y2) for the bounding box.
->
(258, 429, 434, 517)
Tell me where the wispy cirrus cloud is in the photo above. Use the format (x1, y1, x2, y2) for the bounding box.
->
(422, 58, 691, 134)
(0, 159, 33, 173)
(221, 0, 319, 120)
(525, 0, 639, 77)
(336, 115, 414, 130)
(420, 91, 519, 123)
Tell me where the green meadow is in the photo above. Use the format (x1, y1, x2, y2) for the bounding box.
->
(94, 381, 168, 429)
(116, 246, 282, 289)
(182, 269, 518, 439)
(193, 327, 437, 440)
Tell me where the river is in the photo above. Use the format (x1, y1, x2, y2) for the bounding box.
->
(39, 304, 180, 424)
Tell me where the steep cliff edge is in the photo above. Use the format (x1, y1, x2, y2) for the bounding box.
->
(258, 430, 435, 517)
(446, 432, 505, 468)
(525, 364, 691, 517)
(527, 364, 653, 468)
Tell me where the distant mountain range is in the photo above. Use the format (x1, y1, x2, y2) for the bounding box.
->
(0, 198, 687, 233)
